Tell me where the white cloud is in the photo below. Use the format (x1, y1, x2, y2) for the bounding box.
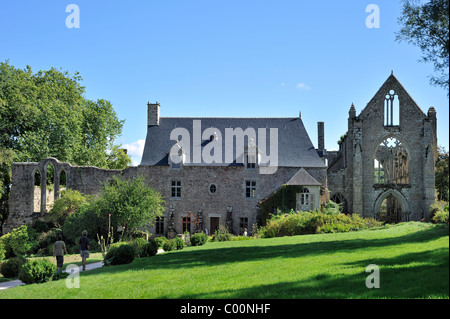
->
(123, 139, 145, 166)
(296, 82, 311, 90)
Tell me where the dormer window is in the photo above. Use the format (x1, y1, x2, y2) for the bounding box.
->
(246, 154, 257, 169)
(245, 138, 259, 169)
(169, 141, 184, 169)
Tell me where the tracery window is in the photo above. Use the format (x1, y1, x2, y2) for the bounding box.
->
(374, 137, 409, 185)
(384, 89, 400, 126)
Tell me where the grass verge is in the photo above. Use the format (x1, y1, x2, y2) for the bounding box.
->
(0, 222, 448, 299)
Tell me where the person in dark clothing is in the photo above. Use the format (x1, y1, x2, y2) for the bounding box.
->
(79, 230, 90, 271)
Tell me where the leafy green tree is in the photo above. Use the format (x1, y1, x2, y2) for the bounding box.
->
(0, 61, 132, 233)
(95, 175, 165, 238)
(0, 148, 15, 234)
(48, 189, 89, 228)
(435, 146, 449, 201)
(0, 60, 131, 167)
(396, 0, 449, 95)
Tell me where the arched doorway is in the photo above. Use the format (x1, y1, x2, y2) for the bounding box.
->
(374, 190, 409, 223)
(330, 192, 348, 214)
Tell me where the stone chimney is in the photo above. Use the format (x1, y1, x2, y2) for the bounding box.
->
(148, 102, 160, 126)
(317, 121, 325, 151)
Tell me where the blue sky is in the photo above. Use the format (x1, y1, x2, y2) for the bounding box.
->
(1, 0, 448, 165)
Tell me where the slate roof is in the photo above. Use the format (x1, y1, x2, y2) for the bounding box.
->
(140, 117, 326, 168)
(284, 168, 322, 186)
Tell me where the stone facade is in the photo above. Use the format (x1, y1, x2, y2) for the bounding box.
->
(4, 158, 327, 236)
(326, 73, 437, 221)
(4, 73, 438, 234)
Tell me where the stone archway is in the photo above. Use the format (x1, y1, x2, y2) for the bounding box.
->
(330, 192, 348, 214)
(374, 190, 410, 223)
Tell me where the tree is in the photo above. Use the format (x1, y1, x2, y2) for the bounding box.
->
(48, 189, 89, 228)
(0, 148, 15, 234)
(95, 175, 165, 238)
(0, 61, 132, 232)
(0, 60, 131, 167)
(396, 0, 449, 95)
(435, 146, 449, 201)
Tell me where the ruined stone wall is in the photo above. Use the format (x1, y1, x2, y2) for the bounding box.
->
(5, 156, 327, 235)
(329, 75, 437, 221)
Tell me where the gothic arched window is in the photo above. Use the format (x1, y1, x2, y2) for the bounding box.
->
(374, 137, 409, 185)
(384, 89, 400, 126)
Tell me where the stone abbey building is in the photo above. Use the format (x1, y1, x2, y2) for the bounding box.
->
(4, 74, 438, 235)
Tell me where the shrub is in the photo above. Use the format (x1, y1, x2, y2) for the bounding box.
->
(49, 189, 87, 227)
(212, 225, 232, 242)
(0, 256, 27, 278)
(162, 239, 177, 252)
(62, 204, 102, 246)
(31, 220, 50, 233)
(2, 225, 39, 257)
(322, 201, 342, 215)
(104, 242, 136, 266)
(154, 236, 168, 248)
(130, 237, 148, 257)
(259, 211, 383, 238)
(174, 237, 185, 250)
(18, 259, 56, 284)
(52, 271, 69, 281)
(0, 240, 5, 262)
(433, 210, 449, 224)
(190, 233, 208, 246)
(37, 228, 62, 255)
(141, 239, 159, 257)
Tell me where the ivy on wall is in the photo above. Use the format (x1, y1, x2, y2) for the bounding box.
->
(258, 185, 304, 225)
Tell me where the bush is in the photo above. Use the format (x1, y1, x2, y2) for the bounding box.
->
(0, 256, 27, 278)
(104, 242, 136, 266)
(190, 233, 208, 246)
(0, 240, 5, 262)
(174, 237, 185, 250)
(259, 211, 383, 238)
(62, 204, 102, 246)
(49, 189, 88, 227)
(430, 201, 449, 223)
(37, 228, 62, 255)
(211, 226, 232, 242)
(162, 239, 177, 252)
(19, 259, 56, 284)
(154, 236, 168, 248)
(322, 201, 342, 215)
(1, 225, 39, 257)
(52, 271, 69, 281)
(130, 237, 148, 257)
(141, 239, 159, 257)
(433, 210, 449, 224)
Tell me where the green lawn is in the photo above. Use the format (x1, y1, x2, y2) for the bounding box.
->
(1, 222, 448, 299)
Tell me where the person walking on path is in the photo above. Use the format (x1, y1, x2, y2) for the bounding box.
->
(53, 234, 68, 273)
(79, 230, 90, 271)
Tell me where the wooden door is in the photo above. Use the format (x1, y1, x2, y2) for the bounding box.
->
(210, 217, 220, 234)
